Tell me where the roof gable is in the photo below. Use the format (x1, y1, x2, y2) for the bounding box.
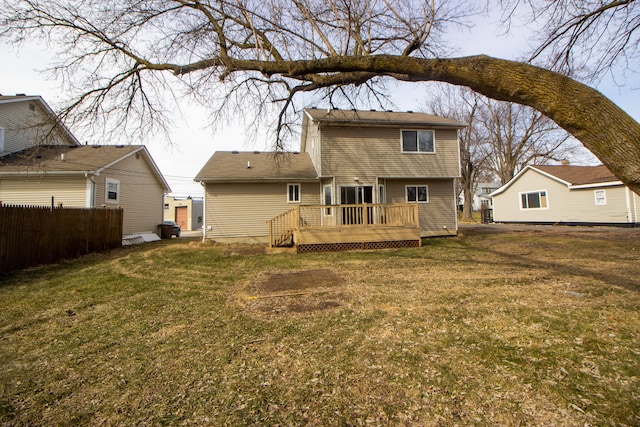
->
(0, 95, 81, 147)
(195, 151, 318, 181)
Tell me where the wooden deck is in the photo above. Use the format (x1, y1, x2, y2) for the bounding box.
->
(268, 203, 421, 252)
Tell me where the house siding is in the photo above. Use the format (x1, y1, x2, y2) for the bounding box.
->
(386, 178, 457, 236)
(204, 182, 320, 242)
(493, 169, 636, 224)
(97, 151, 165, 234)
(0, 176, 88, 207)
(0, 100, 72, 155)
(318, 126, 460, 185)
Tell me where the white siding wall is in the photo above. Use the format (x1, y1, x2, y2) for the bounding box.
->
(97, 152, 165, 235)
(204, 182, 320, 241)
(493, 169, 634, 224)
(0, 176, 88, 207)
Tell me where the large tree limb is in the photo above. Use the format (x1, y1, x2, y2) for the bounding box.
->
(183, 54, 638, 194)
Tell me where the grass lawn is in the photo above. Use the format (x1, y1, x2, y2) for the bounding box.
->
(1, 226, 639, 425)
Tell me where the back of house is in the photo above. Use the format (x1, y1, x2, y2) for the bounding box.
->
(196, 108, 465, 245)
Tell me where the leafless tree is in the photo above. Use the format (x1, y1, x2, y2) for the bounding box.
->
(425, 86, 489, 220)
(477, 100, 575, 185)
(1, 0, 639, 193)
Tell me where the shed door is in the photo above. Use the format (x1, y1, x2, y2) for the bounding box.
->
(175, 206, 188, 230)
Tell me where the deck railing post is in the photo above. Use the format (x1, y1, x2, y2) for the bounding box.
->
(363, 202, 368, 229)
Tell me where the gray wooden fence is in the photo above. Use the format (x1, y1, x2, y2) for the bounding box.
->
(0, 204, 123, 274)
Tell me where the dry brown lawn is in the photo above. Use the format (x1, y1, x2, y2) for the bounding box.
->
(1, 225, 639, 425)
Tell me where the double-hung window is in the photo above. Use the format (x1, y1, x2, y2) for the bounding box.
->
(287, 183, 300, 203)
(594, 190, 606, 205)
(401, 130, 435, 153)
(520, 190, 547, 209)
(105, 178, 120, 204)
(406, 185, 429, 203)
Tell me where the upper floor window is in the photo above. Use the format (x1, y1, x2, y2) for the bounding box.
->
(406, 185, 429, 203)
(594, 190, 606, 205)
(401, 130, 435, 153)
(520, 190, 547, 209)
(105, 178, 120, 204)
(287, 183, 300, 203)
(0, 127, 4, 151)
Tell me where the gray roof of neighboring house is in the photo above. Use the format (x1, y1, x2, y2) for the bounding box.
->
(0, 144, 171, 191)
(195, 151, 318, 182)
(304, 108, 466, 128)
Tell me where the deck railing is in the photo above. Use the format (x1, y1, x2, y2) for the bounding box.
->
(268, 203, 419, 247)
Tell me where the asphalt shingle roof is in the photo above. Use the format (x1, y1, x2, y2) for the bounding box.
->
(533, 165, 619, 186)
(304, 108, 466, 128)
(0, 145, 143, 174)
(195, 151, 318, 181)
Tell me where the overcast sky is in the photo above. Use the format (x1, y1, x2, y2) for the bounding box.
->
(1, 10, 638, 197)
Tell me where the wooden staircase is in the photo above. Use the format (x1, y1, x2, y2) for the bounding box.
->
(268, 207, 298, 247)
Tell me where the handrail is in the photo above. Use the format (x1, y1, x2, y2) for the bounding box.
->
(268, 203, 419, 247)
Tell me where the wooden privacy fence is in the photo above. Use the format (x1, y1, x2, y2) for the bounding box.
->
(0, 204, 123, 274)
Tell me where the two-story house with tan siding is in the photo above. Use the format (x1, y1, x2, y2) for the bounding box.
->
(0, 95, 171, 236)
(491, 165, 640, 226)
(196, 108, 464, 251)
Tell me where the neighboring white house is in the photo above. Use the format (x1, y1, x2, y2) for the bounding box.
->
(491, 165, 640, 226)
(0, 95, 171, 236)
(459, 182, 501, 211)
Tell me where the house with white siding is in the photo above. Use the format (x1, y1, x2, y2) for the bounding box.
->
(195, 108, 465, 250)
(491, 165, 640, 226)
(0, 95, 171, 236)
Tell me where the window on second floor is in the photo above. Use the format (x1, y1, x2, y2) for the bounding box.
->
(594, 190, 606, 205)
(0, 127, 5, 151)
(401, 130, 435, 153)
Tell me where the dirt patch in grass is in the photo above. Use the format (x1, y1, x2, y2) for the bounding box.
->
(244, 269, 347, 315)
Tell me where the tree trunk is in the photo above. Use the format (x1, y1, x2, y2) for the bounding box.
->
(243, 54, 640, 194)
(462, 186, 474, 221)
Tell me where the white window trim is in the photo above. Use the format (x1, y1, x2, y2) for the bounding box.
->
(594, 189, 607, 205)
(105, 177, 120, 204)
(287, 183, 301, 203)
(400, 129, 436, 154)
(405, 185, 429, 203)
(519, 189, 549, 210)
(0, 126, 5, 152)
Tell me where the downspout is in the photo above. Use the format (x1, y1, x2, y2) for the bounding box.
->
(200, 181, 206, 243)
(85, 173, 96, 208)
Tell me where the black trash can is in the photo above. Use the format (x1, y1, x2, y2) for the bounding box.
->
(158, 224, 173, 239)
